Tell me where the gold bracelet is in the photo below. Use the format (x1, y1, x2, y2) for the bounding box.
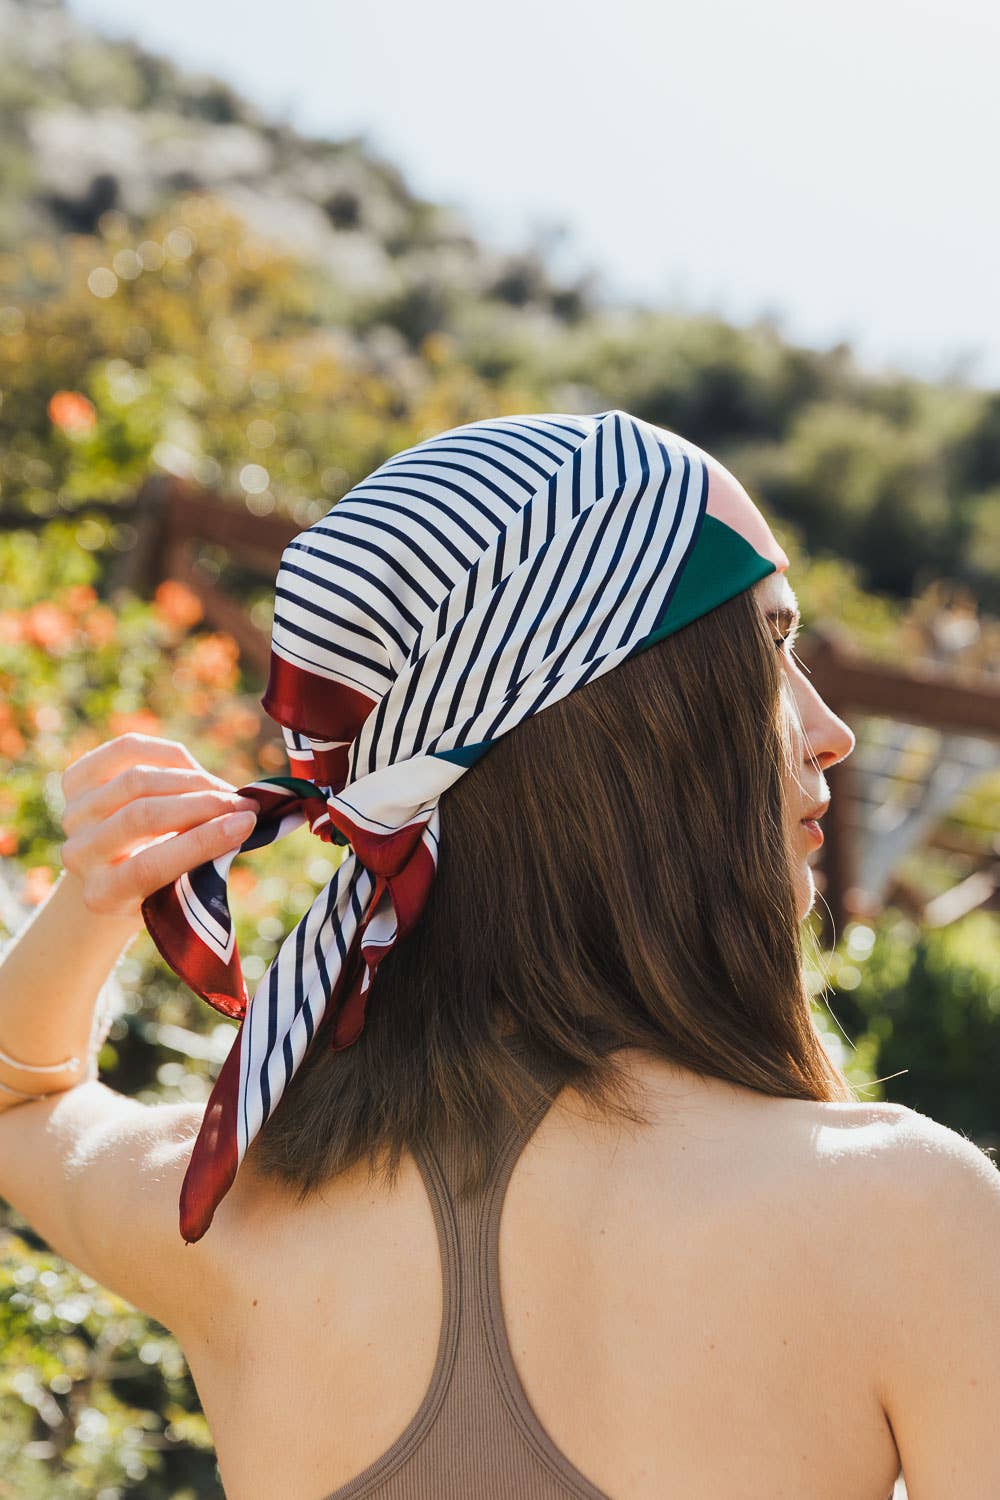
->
(0, 1042, 81, 1075)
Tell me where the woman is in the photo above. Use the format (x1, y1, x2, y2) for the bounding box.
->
(1, 409, 998, 1499)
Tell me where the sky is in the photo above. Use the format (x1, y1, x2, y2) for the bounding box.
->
(70, 0, 1000, 386)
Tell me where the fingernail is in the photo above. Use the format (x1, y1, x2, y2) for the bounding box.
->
(222, 811, 257, 837)
(234, 796, 260, 812)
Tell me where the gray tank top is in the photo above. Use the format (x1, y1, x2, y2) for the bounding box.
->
(321, 1032, 612, 1499)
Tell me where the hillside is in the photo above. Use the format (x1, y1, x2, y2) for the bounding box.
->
(0, 0, 590, 338)
(1, 0, 998, 606)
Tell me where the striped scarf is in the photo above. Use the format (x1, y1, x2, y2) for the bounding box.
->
(141, 408, 788, 1241)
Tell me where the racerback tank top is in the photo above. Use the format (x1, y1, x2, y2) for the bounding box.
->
(320, 1031, 613, 1500)
(319, 1035, 902, 1500)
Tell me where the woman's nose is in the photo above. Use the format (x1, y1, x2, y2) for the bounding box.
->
(794, 671, 856, 771)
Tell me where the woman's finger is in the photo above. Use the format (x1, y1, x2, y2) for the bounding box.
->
(84, 810, 259, 918)
(62, 732, 201, 803)
(62, 764, 242, 837)
(63, 789, 258, 872)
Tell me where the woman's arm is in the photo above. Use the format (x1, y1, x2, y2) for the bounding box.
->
(0, 731, 259, 1327)
(0, 732, 258, 1105)
(0, 869, 140, 1107)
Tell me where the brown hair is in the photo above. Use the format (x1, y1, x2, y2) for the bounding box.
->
(249, 583, 855, 1200)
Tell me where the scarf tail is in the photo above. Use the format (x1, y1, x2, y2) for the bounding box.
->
(178, 1030, 243, 1242)
(141, 882, 247, 1020)
(330, 821, 438, 1050)
(179, 904, 368, 1241)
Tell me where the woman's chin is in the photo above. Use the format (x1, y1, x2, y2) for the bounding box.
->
(794, 863, 816, 923)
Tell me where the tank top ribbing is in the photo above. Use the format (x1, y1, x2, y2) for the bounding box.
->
(320, 1033, 613, 1500)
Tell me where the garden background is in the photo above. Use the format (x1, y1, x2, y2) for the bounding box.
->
(1, 1, 998, 1495)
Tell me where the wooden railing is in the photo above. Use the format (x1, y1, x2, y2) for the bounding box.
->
(799, 631, 1000, 940)
(110, 476, 300, 675)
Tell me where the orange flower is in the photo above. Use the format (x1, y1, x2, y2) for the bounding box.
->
(224, 705, 261, 738)
(208, 703, 260, 748)
(0, 827, 17, 857)
(24, 602, 76, 651)
(48, 390, 96, 434)
(230, 867, 258, 896)
(155, 579, 204, 632)
(0, 726, 26, 759)
(61, 584, 98, 614)
(109, 709, 162, 738)
(173, 685, 214, 717)
(0, 612, 25, 644)
(257, 740, 286, 772)
(225, 754, 255, 787)
(0, 705, 25, 761)
(188, 632, 240, 689)
(65, 728, 102, 765)
(25, 866, 55, 905)
(83, 605, 117, 647)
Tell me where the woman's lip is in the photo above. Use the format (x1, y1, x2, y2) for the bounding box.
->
(800, 818, 824, 846)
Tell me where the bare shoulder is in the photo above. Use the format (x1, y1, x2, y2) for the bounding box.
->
(856, 1101, 1000, 1263)
(683, 1089, 1000, 1255)
(771, 1094, 998, 1207)
(790, 1097, 1000, 1345)
(764, 1097, 1000, 1489)
(807, 1096, 999, 1189)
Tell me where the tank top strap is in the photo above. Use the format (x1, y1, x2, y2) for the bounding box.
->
(423, 1031, 623, 1209)
(411, 1034, 614, 1500)
(417, 1031, 564, 1279)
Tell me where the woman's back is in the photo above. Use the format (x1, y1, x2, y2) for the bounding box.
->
(186, 1037, 903, 1500)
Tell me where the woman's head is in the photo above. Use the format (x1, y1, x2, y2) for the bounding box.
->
(150, 408, 859, 1239)
(250, 554, 858, 1203)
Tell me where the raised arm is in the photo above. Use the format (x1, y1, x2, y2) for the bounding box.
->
(0, 732, 258, 1327)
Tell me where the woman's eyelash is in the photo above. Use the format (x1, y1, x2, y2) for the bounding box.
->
(774, 624, 801, 653)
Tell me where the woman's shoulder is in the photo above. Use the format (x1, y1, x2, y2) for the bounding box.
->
(733, 1094, 1000, 1302)
(790, 1094, 996, 1183)
(808, 1098, 1000, 1211)
(564, 1053, 991, 1243)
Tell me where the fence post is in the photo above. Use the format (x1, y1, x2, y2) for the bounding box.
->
(108, 476, 171, 597)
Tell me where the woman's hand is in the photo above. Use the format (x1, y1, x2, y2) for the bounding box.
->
(60, 732, 259, 922)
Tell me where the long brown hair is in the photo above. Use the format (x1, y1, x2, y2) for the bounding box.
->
(249, 583, 855, 1199)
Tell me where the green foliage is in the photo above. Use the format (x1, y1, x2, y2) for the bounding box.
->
(822, 914, 1000, 1145)
(1, 184, 997, 610)
(0, 1229, 219, 1499)
(511, 310, 844, 445)
(0, 197, 544, 534)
